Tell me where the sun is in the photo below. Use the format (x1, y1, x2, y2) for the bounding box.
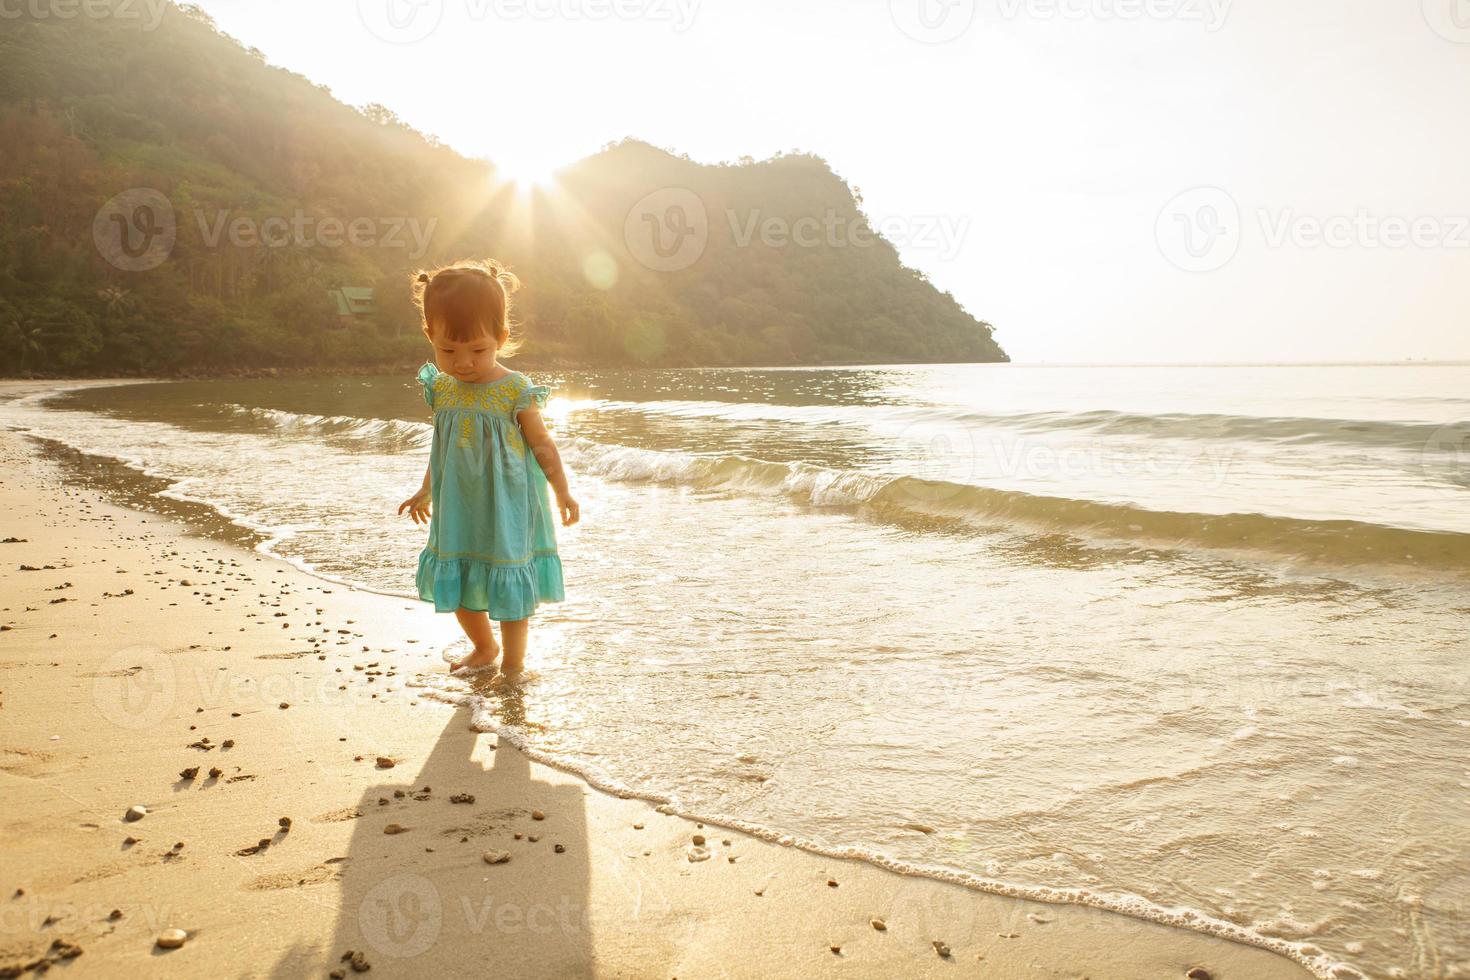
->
(493, 152, 562, 189)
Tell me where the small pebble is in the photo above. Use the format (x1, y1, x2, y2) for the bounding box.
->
(531, 809, 545, 820)
(375, 757, 395, 769)
(278, 817, 292, 830)
(871, 918, 887, 931)
(554, 843, 565, 854)
(692, 834, 706, 846)
(156, 928, 188, 949)
(383, 823, 408, 835)
(124, 805, 147, 822)
(179, 767, 198, 781)
(482, 850, 511, 865)
(1186, 970, 1212, 980)
(933, 941, 951, 958)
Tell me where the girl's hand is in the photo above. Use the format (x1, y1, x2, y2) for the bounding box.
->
(398, 487, 431, 525)
(556, 491, 580, 527)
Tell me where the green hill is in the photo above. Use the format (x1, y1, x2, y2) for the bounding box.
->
(0, 3, 1006, 376)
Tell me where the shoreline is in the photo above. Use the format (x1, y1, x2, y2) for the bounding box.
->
(0, 350, 1015, 385)
(0, 382, 1319, 979)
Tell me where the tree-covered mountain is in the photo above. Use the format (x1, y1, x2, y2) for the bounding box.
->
(0, 3, 1006, 376)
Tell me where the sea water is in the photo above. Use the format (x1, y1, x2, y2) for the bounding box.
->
(4, 362, 1468, 979)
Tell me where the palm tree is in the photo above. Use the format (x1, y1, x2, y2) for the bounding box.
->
(97, 286, 135, 320)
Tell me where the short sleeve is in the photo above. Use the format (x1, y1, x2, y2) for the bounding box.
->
(416, 362, 438, 408)
(513, 376, 550, 415)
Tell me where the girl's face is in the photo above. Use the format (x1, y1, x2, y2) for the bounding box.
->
(427, 326, 499, 383)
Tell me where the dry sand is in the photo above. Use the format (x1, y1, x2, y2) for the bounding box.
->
(0, 382, 1314, 979)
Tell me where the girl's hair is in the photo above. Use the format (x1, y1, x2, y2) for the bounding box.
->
(412, 259, 522, 357)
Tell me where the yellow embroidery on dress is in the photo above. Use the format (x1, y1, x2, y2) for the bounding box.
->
(431, 373, 524, 417)
(456, 415, 475, 448)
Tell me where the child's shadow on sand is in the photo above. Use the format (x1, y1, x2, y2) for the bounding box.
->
(271, 691, 593, 978)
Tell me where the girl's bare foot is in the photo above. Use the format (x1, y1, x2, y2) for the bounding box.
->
(449, 643, 500, 674)
(488, 668, 535, 690)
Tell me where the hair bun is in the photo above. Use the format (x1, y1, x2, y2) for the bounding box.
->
(416, 272, 431, 284)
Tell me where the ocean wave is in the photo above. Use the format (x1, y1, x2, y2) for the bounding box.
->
(152, 403, 1470, 568)
(222, 403, 433, 451)
(592, 398, 1470, 453)
(563, 437, 1470, 570)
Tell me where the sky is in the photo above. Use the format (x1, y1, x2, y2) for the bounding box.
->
(192, 0, 1470, 363)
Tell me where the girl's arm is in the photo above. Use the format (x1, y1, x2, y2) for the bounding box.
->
(517, 409, 580, 526)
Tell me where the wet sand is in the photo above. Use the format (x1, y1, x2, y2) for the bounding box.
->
(0, 382, 1315, 979)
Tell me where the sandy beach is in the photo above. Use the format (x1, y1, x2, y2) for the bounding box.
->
(0, 381, 1319, 979)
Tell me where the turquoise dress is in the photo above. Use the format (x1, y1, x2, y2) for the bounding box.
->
(415, 361, 565, 620)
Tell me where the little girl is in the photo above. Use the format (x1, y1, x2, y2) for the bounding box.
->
(397, 259, 578, 686)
